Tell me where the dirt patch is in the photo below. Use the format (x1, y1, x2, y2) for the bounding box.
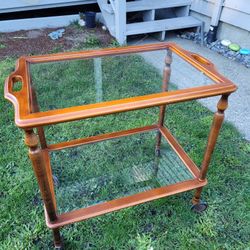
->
(0, 24, 113, 58)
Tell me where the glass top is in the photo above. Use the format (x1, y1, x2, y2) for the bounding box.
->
(50, 131, 193, 214)
(29, 51, 214, 113)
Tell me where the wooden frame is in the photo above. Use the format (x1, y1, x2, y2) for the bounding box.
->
(5, 42, 237, 248)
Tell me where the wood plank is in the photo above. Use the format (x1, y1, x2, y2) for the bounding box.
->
(220, 7, 250, 31)
(48, 125, 158, 151)
(126, 16, 202, 35)
(191, 0, 250, 30)
(127, 0, 192, 12)
(97, 0, 116, 36)
(45, 178, 207, 228)
(191, 0, 250, 15)
(26, 43, 170, 63)
(115, 0, 126, 44)
(0, 0, 97, 14)
(17, 83, 235, 128)
(190, 0, 214, 17)
(224, 0, 250, 14)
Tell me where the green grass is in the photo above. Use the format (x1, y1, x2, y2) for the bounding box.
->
(0, 48, 250, 250)
(0, 43, 6, 49)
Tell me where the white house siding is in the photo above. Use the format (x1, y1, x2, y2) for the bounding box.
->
(0, 0, 98, 32)
(0, 14, 81, 32)
(190, 0, 250, 31)
(0, 0, 97, 13)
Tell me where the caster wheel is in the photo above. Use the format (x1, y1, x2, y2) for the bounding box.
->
(191, 201, 208, 213)
(54, 237, 63, 250)
(55, 244, 63, 250)
(155, 149, 161, 157)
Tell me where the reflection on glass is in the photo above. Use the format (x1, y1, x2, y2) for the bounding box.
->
(50, 131, 193, 213)
(29, 53, 163, 112)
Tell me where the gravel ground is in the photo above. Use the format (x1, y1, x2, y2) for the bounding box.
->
(178, 31, 250, 68)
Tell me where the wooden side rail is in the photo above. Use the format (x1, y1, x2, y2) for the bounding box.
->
(48, 125, 158, 151)
(25, 42, 232, 84)
(45, 178, 207, 229)
(47, 124, 200, 178)
(11, 83, 235, 128)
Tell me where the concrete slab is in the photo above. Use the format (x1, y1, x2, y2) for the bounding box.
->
(129, 35, 250, 140)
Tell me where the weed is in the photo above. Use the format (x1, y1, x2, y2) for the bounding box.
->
(0, 43, 6, 49)
(84, 35, 100, 48)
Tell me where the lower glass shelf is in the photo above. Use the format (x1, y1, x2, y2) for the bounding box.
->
(44, 125, 206, 228)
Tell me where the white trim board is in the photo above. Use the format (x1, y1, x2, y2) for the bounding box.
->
(0, 0, 97, 14)
(0, 14, 80, 32)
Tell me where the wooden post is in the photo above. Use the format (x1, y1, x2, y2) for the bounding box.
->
(24, 129, 62, 247)
(192, 95, 229, 204)
(115, 0, 126, 45)
(155, 48, 172, 156)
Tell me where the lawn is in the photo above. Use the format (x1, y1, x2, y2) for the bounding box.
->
(0, 44, 250, 250)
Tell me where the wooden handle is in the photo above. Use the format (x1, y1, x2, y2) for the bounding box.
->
(167, 43, 229, 83)
(4, 73, 25, 107)
(190, 53, 214, 68)
(168, 44, 214, 69)
(4, 58, 28, 116)
(6, 74, 23, 94)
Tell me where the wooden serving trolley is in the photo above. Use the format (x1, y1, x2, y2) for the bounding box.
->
(5, 43, 236, 248)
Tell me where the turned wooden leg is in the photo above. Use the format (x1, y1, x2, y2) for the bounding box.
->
(155, 48, 172, 156)
(192, 95, 229, 211)
(24, 129, 62, 247)
(29, 84, 47, 149)
(152, 152, 160, 178)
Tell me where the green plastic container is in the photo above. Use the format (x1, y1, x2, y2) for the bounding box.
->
(229, 43, 240, 52)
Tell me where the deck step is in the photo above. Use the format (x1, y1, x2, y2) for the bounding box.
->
(100, 0, 192, 14)
(126, 16, 202, 35)
(127, 0, 192, 12)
